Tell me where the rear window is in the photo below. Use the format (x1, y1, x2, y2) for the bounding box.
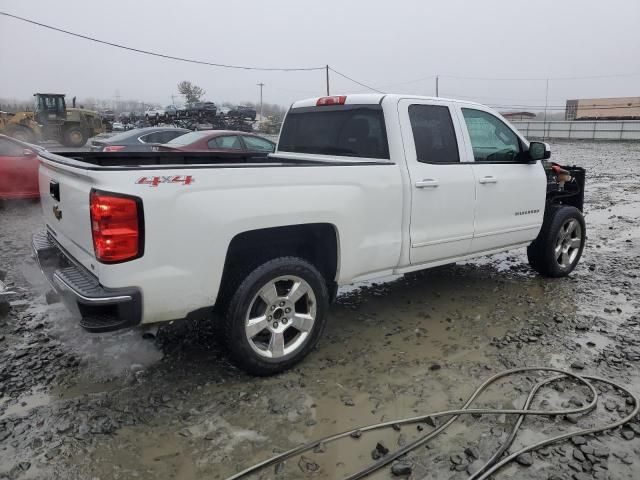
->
(166, 131, 208, 145)
(278, 105, 389, 159)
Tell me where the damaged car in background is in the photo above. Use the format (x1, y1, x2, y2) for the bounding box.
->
(31, 94, 586, 375)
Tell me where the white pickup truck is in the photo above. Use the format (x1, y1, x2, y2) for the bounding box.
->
(33, 94, 586, 375)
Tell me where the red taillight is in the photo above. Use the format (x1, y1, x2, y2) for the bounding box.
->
(103, 145, 126, 152)
(316, 95, 347, 106)
(90, 190, 142, 263)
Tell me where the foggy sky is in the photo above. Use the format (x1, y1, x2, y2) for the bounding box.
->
(1, 0, 639, 110)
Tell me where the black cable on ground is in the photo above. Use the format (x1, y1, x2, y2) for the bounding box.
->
(226, 367, 639, 480)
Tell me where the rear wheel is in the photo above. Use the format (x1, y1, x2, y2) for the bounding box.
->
(62, 126, 87, 147)
(527, 205, 586, 277)
(222, 257, 328, 376)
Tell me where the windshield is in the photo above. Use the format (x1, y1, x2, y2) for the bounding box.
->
(166, 131, 209, 145)
(278, 105, 389, 159)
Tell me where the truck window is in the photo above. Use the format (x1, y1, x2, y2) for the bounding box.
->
(462, 108, 521, 162)
(278, 106, 389, 159)
(408, 105, 459, 163)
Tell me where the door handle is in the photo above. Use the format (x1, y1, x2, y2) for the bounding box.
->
(478, 176, 498, 184)
(415, 179, 439, 188)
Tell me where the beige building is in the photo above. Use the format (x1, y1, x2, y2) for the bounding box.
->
(566, 97, 640, 120)
(501, 111, 536, 121)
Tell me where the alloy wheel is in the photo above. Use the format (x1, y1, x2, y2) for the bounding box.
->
(245, 275, 317, 359)
(554, 218, 582, 268)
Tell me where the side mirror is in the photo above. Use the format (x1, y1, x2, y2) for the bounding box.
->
(528, 141, 551, 161)
(22, 148, 36, 157)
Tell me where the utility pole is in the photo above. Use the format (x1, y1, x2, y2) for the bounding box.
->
(257, 82, 265, 121)
(326, 65, 330, 95)
(435, 76, 439, 97)
(543, 78, 549, 140)
(171, 94, 176, 106)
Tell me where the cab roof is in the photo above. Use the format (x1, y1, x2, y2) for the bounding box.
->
(290, 93, 483, 109)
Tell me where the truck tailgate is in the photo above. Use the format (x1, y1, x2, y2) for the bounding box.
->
(39, 155, 97, 270)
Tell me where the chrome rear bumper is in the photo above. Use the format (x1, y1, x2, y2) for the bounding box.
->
(32, 232, 142, 332)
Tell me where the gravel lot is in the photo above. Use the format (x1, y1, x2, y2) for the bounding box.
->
(1, 141, 639, 479)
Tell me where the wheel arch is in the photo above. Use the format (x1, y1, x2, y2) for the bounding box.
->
(216, 223, 340, 307)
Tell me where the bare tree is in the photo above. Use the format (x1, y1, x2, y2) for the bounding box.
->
(177, 81, 206, 104)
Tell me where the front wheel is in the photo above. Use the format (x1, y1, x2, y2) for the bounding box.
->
(222, 257, 329, 376)
(527, 205, 586, 277)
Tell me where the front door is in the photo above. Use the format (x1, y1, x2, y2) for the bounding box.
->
(456, 107, 546, 252)
(399, 99, 476, 264)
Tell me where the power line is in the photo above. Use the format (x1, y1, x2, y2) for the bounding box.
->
(449, 94, 640, 109)
(328, 68, 385, 94)
(490, 104, 640, 111)
(0, 11, 324, 72)
(442, 72, 640, 81)
(377, 74, 437, 90)
(377, 71, 640, 91)
(4, 10, 640, 99)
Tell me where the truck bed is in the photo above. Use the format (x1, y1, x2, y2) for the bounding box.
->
(40, 150, 392, 169)
(36, 147, 403, 326)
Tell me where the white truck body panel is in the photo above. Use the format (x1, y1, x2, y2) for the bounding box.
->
(38, 158, 404, 323)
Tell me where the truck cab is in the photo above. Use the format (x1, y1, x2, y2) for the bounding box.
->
(278, 94, 558, 268)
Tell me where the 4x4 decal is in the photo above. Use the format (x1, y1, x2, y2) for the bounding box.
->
(136, 175, 194, 187)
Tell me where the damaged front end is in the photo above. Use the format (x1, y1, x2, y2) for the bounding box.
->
(543, 161, 586, 211)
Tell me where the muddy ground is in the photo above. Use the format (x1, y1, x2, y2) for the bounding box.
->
(1, 141, 639, 480)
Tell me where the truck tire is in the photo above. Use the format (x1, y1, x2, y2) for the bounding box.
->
(7, 125, 35, 143)
(527, 205, 586, 277)
(62, 126, 87, 147)
(222, 257, 329, 376)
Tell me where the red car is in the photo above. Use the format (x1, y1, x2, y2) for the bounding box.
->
(157, 130, 275, 155)
(0, 135, 41, 200)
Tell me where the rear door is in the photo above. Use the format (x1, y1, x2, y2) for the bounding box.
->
(455, 106, 546, 252)
(398, 99, 476, 264)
